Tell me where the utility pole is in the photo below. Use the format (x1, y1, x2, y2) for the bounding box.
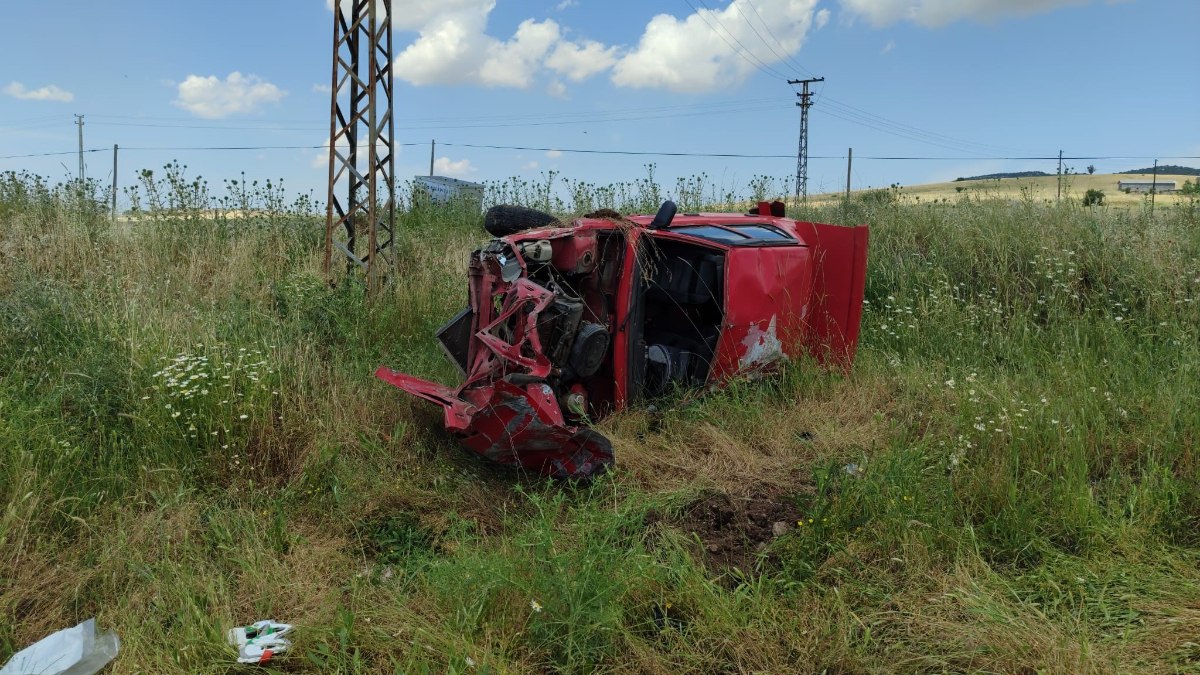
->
(429, 139, 435, 177)
(788, 77, 824, 203)
(324, 0, 397, 293)
(111, 144, 118, 222)
(75, 114, 86, 186)
(1057, 149, 1063, 203)
(1151, 158, 1158, 217)
(845, 147, 853, 203)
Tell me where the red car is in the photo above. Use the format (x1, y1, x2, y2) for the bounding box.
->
(378, 201, 868, 479)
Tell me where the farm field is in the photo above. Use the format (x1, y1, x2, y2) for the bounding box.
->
(2, 169, 1199, 673)
(813, 173, 1196, 208)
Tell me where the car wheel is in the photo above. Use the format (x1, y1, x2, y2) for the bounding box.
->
(483, 205, 559, 237)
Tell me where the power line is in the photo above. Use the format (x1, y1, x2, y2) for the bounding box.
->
(740, 0, 818, 79)
(4, 143, 1197, 162)
(0, 114, 74, 126)
(87, 102, 790, 133)
(725, 0, 801, 76)
(0, 148, 107, 160)
(86, 97, 790, 127)
(816, 95, 1024, 155)
(445, 142, 796, 158)
(0, 144, 426, 159)
(437, 143, 1200, 161)
(680, 0, 791, 81)
(118, 144, 327, 151)
(0, 117, 75, 131)
(56, 96, 1045, 158)
(814, 106, 996, 156)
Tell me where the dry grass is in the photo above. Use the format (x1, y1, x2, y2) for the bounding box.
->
(2, 171, 1198, 673)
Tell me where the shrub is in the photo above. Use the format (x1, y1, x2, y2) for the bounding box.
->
(1082, 188, 1105, 206)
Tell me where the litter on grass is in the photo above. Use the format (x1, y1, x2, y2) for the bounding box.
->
(226, 620, 293, 665)
(0, 618, 120, 675)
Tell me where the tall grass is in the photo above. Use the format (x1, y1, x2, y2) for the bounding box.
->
(1, 166, 1198, 673)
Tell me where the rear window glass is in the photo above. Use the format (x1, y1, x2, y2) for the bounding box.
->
(671, 223, 796, 245)
(672, 225, 747, 244)
(730, 224, 792, 240)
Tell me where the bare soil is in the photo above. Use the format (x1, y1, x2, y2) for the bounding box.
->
(670, 489, 806, 574)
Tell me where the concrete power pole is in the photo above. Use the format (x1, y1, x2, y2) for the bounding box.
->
(112, 144, 118, 221)
(1151, 158, 1158, 217)
(845, 147, 853, 202)
(1057, 149, 1063, 203)
(788, 77, 824, 203)
(75, 114, 86, 186)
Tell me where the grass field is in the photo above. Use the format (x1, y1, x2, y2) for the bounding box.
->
(2, 168, 1199, 673)
(813, 173, 1197, 208)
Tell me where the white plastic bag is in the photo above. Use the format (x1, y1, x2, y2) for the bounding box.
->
(0, 618, 120, 675)
(226, 620, 293, 664)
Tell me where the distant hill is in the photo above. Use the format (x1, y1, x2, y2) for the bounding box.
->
(1119, 165, 1199, 176)
(954, 171, 1051, 182)
(812, 172, 1197, 207)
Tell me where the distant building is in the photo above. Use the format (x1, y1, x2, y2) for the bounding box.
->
(413, 175, 484, 205)
(1117, 180, 1177, 193)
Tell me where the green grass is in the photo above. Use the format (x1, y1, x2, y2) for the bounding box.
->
(2, 167, 1199, 673)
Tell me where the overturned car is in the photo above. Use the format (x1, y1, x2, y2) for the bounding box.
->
(377, 201, 869, 479)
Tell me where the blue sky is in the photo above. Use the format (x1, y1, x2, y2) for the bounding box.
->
(2, 0, 1197, 204)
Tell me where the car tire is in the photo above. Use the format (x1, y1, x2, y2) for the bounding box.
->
(483, 205, 558, 237)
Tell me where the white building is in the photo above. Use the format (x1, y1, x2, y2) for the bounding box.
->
(1117, 180, 1177, 193)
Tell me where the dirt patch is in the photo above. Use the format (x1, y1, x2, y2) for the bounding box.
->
(673, 489, 806, 574)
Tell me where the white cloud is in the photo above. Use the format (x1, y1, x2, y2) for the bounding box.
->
(312, 83, 332, 94)
(434, 156, 475, 176)
(545, 149, 563, 158)
(174, 72, 286, 119)
(546, 39, 619, 81)
(839, 0, 1099, 27)
(611, 0, 820, 93)
(4, 81, 74, 102)
(478, 19, 561, 87)
(880, 39, 895, 54)
(522, 160, 540, 170)
(339, 0, 826, 93)
(327, 0, 492, 32)
(377, 0, 613, 89)
(392, 4, 497, 86)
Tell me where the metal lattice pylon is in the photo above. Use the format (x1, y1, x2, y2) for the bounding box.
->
(788, 77, 823, 203)
(324, 0, 396, 292)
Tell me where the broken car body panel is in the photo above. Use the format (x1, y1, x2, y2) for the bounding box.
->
(378, 203, 868, 478)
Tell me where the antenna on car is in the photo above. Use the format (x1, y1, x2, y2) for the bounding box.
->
(649, 200, 677, 229)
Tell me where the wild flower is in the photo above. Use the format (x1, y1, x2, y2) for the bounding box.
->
(530, 600, 543, 613)
(147, 344, 278, 445)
